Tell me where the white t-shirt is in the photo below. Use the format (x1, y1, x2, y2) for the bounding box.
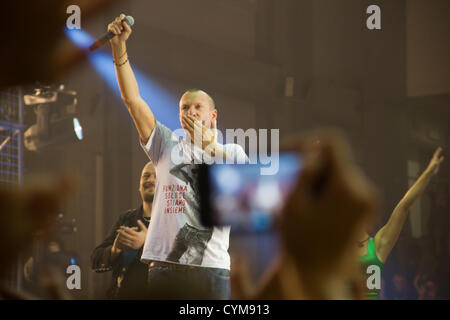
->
(140, 121, 248, 269)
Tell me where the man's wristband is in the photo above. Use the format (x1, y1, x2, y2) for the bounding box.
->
(113, 50, 127, 62)
(114, 57, 129, 67)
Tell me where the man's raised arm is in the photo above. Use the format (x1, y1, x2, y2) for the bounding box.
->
(108, 14, 156, 144)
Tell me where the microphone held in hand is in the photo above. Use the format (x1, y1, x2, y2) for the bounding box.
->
(89, 15, 135, 51)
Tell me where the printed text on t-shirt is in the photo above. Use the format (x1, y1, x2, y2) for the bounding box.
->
(163, 184, 187, 214)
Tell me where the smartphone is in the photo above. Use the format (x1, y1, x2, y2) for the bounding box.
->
(199, 152, 302, 232)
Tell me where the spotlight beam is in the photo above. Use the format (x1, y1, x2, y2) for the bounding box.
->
(65, 28, 179, 131)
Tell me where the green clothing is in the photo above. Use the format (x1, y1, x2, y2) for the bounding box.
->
(359, 237, 384, 300)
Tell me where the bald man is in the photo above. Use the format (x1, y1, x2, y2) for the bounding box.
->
(107, 14, 248, 299)
(91, 162, 155, 299)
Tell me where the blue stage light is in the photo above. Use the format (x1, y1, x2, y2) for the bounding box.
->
(65, 28, 180, 131)
(64, 29, 94, 49)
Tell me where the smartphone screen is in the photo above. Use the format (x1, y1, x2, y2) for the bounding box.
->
(200, 152, 302, 232)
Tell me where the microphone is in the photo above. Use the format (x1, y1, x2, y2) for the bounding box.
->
(89, 15, 135, 51)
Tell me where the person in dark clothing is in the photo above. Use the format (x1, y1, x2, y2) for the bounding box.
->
(91, 162, 155, 299)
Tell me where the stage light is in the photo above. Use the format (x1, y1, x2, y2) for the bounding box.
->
(24, 116, 84, 151)
(23, 85, 83, 151)
(64, 29, 94, 50)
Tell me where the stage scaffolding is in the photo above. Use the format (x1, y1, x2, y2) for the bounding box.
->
(0, 87, 24, 289)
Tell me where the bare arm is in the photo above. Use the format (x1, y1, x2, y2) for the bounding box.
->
(109, 14, 156, 144)
(375, 147, 444, 263)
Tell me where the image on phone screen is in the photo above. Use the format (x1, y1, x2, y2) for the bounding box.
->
(202, 152, 302, 232)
